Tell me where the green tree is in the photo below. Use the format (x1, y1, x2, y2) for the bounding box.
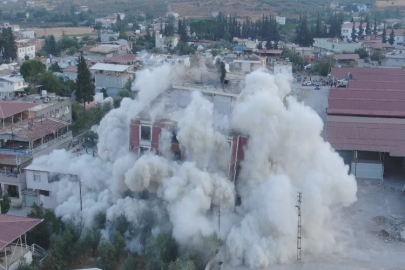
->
(145, 233, 177, 270)
(0, 27, 17, 62)
(175, 41, 195, 55)
(39, 71, 63, 96)
(97, 240, 116, 270)
(121, 255, 138, 270)
(388, 29, 395, 45)
(94, 22, 102, 31)
(168, 258, 197, 270)
(75, 55, 95, 108)
(27, 203, 61, 249)
(44, 35, 59, 56)
(354, 48, 368, 59)
(351, 21, 357, 41)
(151, 47, 162, 54)
(20, 60, 46, 83)
(0, 190, 11, 214)
(83, 228, 101, 257)
(373, 16, 377, 35)
(49, 62, 62, 72)
(71, 101, 105, 135)
(382, 24, 387, 43)
(313, 56, 334, 76)
(113, 232, 125, 261)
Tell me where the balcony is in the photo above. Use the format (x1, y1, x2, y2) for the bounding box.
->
(0, 172, 25, 185)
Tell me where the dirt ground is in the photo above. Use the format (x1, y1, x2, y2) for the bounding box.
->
(221, 179, 405, 270)
(27, 27, 95, 39)
(375, 0, 405, 7)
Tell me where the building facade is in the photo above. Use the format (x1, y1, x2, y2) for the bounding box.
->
(0, 75, 26, 98)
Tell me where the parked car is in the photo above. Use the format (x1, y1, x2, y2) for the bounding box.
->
(302, 81, 312, 86)
(315, 86, 320, 90)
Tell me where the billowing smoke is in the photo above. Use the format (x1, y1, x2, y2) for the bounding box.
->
(31, 64, 357, 269)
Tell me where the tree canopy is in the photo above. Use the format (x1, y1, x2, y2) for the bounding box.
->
(75, 55, 95, 107)
(0, 27, 17, 63)
(0, 190, 10, 214)
(20, 60, 46, 83)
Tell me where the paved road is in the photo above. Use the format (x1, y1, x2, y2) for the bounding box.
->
(292, 83, 330, 139)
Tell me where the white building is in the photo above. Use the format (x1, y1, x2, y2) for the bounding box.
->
(16, 39, 36, 61)
(25, 165, 78, 209)
(386, 29, 405, 46)
(313, 38, 362, 54)
(275, 16, 286, 25)
(385, 50, 405, 67)
(341, 22, 361, 41)
(231, 59, 266, 73)
(0, 75, 26, 98)
(90, 63, 135, 94)
(17, 30, 35, 39)
(155, 31, 179, 51)
(357, 4, 368, 12)
(273, 62, 292, 74)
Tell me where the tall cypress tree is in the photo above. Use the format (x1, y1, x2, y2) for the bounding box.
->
(365, 14, 371, 35)
(373, 16, 377, 35)
(75, 55, 95, 109)
(388, 29, 395, 45)
(382, 23, 387, 43)
(351, 21, 357, 41)
(0, 27, 17, 62)
(358, 17, 363, 39)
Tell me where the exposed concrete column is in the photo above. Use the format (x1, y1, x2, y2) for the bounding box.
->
(41, 137, 44, 145)
(20, 113, 22, 122)
(11, 115, 13, 124)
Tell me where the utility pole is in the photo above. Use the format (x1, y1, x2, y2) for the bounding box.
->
(217, 205, 221, 233)
(296, 192, 302, 261)
(79, 179, 82, 211)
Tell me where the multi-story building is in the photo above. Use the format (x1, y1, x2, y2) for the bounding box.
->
(155, 31, 179, 51)
(95, 13, 125, 28)
(129, 85, 248, 182)
(275, 16, 286, 25)
(0, 75, 26, 98)
(386, 29, 405, 46)
(90, 63, 135, 95)
(16, 39, 36, 61)
(341, 22, 361, 41)
(313, 38, 362, 55)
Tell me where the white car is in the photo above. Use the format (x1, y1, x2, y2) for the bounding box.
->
(302, 81, 312, 86)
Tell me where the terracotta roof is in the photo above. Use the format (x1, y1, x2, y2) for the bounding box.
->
(0, 102, 38, 119)
(0, 154, 31, 166)
(348, 81, 405, 89)
(0, 117, 68, 141)
(79, 45, 95, 52)
(194, 39, 213, 43)
(0, 214, 41, 249)
(326, 115, 405, 156)
(328, 87, 405, 117)
(386, 29, 405, 36)
(63, 66, 78, 72)
(333, 54, 360, 60)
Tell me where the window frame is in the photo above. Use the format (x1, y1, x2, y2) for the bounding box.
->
(33, 171, 41, 182)
(140, 125, 152, 141)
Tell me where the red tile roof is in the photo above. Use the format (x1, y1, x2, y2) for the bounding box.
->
(0, 102, 38, 119)
(328, 87, 405, 117)
(0, 214, 41, 249)
(326, 115, 405, 156)
(63, 66, 78, 72)
(333, 54, 360, 60)
(0, 154, 31, 166)
(79, 45, 95, 52)
(0, 117, 68, 141)
(348, 80, 405, 90)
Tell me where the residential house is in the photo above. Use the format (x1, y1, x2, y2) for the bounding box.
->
(330, 0, 339, 9)
(357, 4, 368, 12)
(63, 66, 79, 81)
(90, 63, 135, 96)
(272, 62, 293, 74)
(255, 49, 282, 63)
(287, 46, 315, 62)
(313, 38, 362, 54)
(386, 29, 405, 46)
(100, 30, 119, 43)
(25, 164, 79, 209)
(341, 23, 361, 41)
(16, 39, 36, 61)
(275, 16, 286, 25)
(136, 53, 165, 67)
(0, 215, 44, 270)
(231, 58, 266, 73)
(85, 45, 120, 61)
(155, 31, 179, 51)
(103, 54, 138, 65)
(56, 56, 78, 69)
(0, 75, 26, 98)
(333, 54, 360, 66)
(95, 13, 125, 28)
(385, 52, 405, 67)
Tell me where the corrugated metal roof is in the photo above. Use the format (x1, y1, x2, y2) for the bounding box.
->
(331, 67, 405, 79)
(0, 75, 24, 83)
(328, 87, 405, 117)
(326, 115, 405, 156)
(0, 101, 38, 119)
(0, 214, 41, 249)
(90, 63, 130, 72)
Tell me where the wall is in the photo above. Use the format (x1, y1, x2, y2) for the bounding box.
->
(34, 99, 72, 122)
(94, 73, 132, 89)
(385, 56, 405, 67)
(17, 45, 36, 61)
(26, 170, 51, 191)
